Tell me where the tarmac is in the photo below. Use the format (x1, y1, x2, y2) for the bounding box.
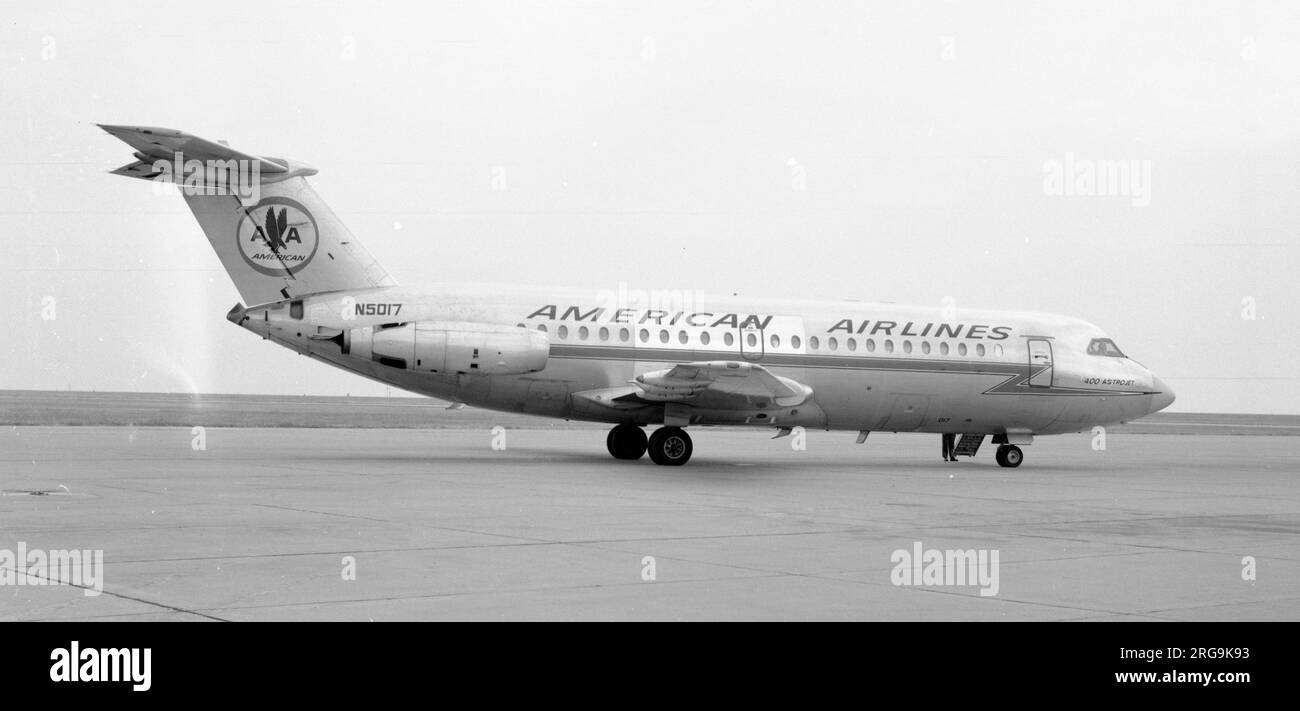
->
(3, 421, 1298, 620)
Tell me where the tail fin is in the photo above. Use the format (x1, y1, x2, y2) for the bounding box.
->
(99, 125, 395, 306)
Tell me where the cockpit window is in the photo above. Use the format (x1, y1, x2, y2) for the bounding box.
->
(1086, 338, 1125, 357)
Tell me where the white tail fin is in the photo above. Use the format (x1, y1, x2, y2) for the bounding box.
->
(100, 125, 395, 306)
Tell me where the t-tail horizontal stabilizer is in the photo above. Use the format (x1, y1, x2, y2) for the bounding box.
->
(100, 124, 396, 306)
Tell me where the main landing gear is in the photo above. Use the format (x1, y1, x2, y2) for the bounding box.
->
(994, 444, 1023, 468)
(606, 423, 647, 460)
(605, 424, 693, 466)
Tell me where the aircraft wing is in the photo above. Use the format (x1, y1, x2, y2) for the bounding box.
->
(629, 361, 813, 408)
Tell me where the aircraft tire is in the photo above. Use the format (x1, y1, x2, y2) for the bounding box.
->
(647, 427, 692, 466)
(606, 424, 648, 460)
(996, 445, 1023, 468)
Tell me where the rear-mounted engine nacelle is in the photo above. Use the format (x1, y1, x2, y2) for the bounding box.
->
(344, 322, 549, 375)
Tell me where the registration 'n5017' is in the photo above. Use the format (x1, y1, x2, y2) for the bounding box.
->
(356, 303, 402, 316)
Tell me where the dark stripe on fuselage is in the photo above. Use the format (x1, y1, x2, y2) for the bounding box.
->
(548, 344, 1155, 397)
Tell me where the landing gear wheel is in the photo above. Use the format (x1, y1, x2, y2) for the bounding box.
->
(996, 445, 1023, 468)
(606, 424, 648, 460)
(647, 427, 693, 466)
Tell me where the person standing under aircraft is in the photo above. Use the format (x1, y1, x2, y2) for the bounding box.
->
(942, 432, 957, 462)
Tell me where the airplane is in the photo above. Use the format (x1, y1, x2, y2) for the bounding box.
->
(99, 125, 1175, 468)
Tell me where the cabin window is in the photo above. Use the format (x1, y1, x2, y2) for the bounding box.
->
(884, 339, 894, 353)
(599, 327, 609, 341)
(639, 328, 649, 342)
(828, 337, 839, 351)
(809, 336, 819, 350)
(958, 343, 968, 356)
(994, 344, 1003, 357)
(701, 332, 711, 346)
(724, 332, 735, 346)
(290, 300, 303, 320)
(921, 341, 931, 355)
(1087, 338, 1125, 357)
(847, 338, 857, 352)
(516, 322, 525, 328)
(579, 326, 589, 340)
(678, 330, 689, 344)
(770, 334, 780, 348)
(659, 330, 670, 344)
(903, 340, 913, 354)
(791, 335, 801, 349)
(746, 332, 758, 347)
(865, 338, 875, 352)
(976, 343, 986, 357)
(619, 328, 629, 342)
(940, 342, 949, 355)
(537, 324, 547, 333)
(558, 325, 569, 339)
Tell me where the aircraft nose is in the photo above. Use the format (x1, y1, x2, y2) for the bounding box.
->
(1150, 376, 1175, 412)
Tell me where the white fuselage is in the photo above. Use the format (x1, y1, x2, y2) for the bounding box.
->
(231, 282, 1174, 437)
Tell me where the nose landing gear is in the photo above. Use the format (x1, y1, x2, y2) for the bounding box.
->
(995, 444, 1023, 468)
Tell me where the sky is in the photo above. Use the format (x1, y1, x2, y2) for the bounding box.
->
(3, 1, 1299, 413)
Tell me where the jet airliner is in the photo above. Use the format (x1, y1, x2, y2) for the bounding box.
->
(100, 125, 1175, 467)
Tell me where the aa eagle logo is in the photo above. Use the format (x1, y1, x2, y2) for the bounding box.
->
(235, 197, 319, 276)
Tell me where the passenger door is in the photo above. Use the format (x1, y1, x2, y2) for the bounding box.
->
(1027, 339, 1053, 387)
(739, 326, 764, 361)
